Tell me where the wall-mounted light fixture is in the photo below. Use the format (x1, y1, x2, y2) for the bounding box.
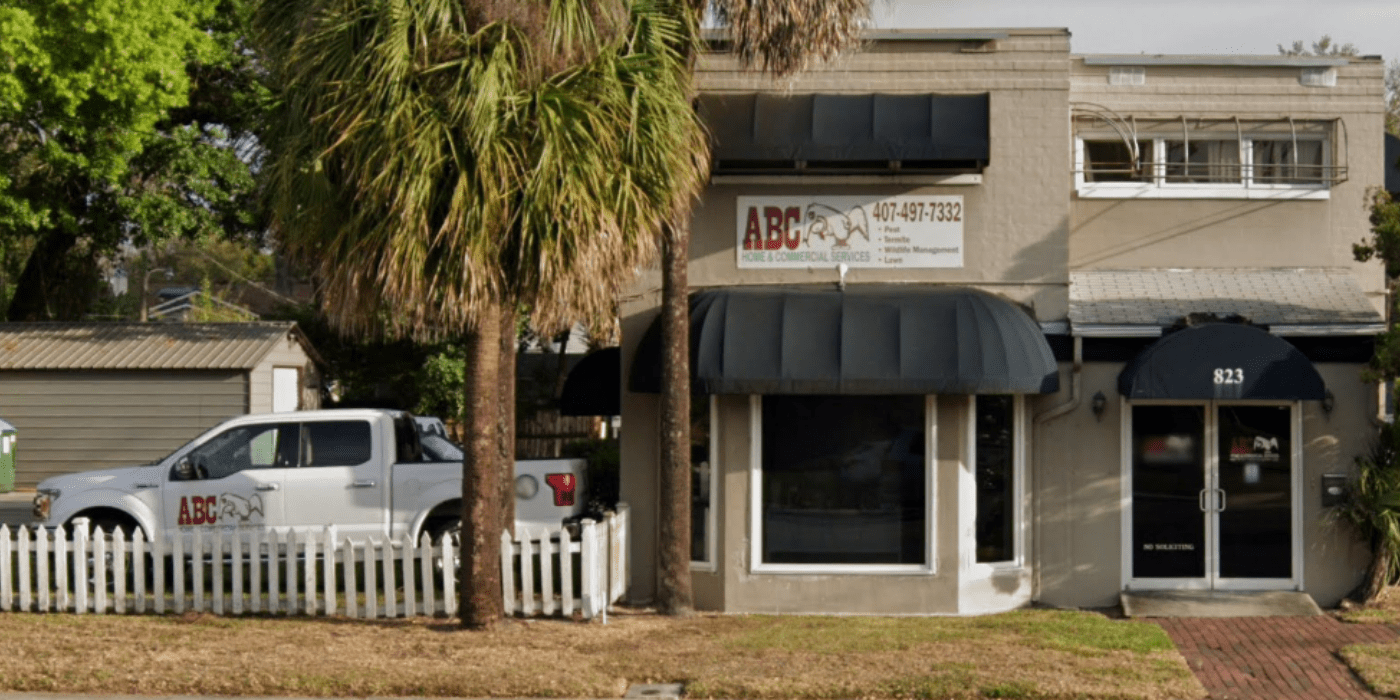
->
(1091, 391, 1107, 421)
(1322, 389, 1335, 416)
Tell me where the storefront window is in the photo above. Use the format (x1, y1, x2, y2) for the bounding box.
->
(691, 393, 712, 565)
(975, 395, 1016, 563)
(760, 395, 925, 565)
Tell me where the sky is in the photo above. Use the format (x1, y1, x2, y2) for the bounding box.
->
(876, 1, 1400, 62)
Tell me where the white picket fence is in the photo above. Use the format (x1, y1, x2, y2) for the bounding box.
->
(501, 503, 629, 620)
(0, 506, 628, 621)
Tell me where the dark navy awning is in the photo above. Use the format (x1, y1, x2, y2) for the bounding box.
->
(630, 286, 1059, 395)
(559, 348, 620, 417)
(698, 93, 990, 169)
(1118, 323, 1326, 401)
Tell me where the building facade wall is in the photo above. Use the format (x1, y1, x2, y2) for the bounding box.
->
(1067, 59, 1387, 311)
(0, 371, 248, 487)
(620, 30, 1385, 614)
(1034, 361, 1376, 609)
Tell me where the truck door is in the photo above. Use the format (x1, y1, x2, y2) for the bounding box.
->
(280, 418, 385, 539)
(162, 421, 296, 540)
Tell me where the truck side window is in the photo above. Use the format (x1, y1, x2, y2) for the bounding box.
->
(303, 420, 372, 467)
(178, 423, 299, 480)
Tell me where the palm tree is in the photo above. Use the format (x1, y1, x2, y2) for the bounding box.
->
(1337, 420, 1400, 602)
(254, 0, 707, 628)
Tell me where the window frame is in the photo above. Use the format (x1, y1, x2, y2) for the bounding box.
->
(691, 395, 719, 571)
(748, 394, 938, 575)
(966, 395, 1026, 571)
(1075, 135, 1332, 200)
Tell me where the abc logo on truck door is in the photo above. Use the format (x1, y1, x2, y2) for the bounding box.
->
(177, 493, 264, 526)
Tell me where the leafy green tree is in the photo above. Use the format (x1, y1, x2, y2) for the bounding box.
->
(1354, 189, 1400, 381)
(0, 0, 265, 320)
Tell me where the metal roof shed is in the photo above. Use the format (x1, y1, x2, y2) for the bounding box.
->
(0, 322, 321, 487)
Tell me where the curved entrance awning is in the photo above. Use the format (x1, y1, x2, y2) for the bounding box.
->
(1117, 323, 1326, 401)
(629, 286, 1060, 395)
(559, 347, 620, 417)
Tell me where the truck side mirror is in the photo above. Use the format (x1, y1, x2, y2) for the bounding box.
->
(175, 457, 195, 481)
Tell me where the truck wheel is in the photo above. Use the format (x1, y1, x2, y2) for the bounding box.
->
(425, 517, 461, 583)
(426, 516, 460, 543)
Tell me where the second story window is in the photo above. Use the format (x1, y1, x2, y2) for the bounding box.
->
(1076, 118, 1342, 199)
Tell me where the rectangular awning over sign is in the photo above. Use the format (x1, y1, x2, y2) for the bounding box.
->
(698, 93, 990, 174)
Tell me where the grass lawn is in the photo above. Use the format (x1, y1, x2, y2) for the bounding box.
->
(0, 607, 1202, 700)
(1335, 589, 1400, 696)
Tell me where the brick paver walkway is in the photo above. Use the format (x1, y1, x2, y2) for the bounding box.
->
(1157, 617, 1400, 699)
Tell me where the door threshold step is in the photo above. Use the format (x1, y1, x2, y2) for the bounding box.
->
(1121, 590, 1321, 618)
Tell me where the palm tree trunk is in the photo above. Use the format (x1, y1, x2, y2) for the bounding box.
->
(498, 304, 518, 536)
(657, 221, 694, 615)
(1362, 539, 1396, 603)
(460, 297, 505, 628)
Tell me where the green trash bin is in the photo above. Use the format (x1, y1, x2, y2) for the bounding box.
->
(0, 418, 15, 493)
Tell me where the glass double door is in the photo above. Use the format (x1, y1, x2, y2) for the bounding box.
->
(1129, 403, 1297, 589)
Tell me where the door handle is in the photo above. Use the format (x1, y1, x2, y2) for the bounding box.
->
(351, 480, 377, 488)
(133, 483, 159, 490)
(255, 483, 280, 492)
(1216, 488, 1227, 512)
(1199, 489, 1209, 512)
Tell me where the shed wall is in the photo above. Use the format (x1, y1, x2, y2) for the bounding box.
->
(0, 371, 247, 487)
(248, 334, 321, 413)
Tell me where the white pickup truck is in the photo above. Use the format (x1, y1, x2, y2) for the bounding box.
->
(30, 409, 585, 541)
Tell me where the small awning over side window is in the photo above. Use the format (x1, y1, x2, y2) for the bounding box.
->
(698, 93, 990, 172)
(559, 347, 620, 417)
(629, 286, 1059, 395)
(1118, 323, 1326, 401)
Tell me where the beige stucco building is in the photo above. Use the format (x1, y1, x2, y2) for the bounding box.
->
(619, 29, 1388, 613)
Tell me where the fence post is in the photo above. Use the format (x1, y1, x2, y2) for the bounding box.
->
(302, 531, 315, 616)
(71, 521, 86, 614)
(112, 528, 126, 614)
(520, 530, 535, 617)
(211, 530, 224, 616)
(152, 531, 165, 615)
(442, 533, 456, 618)
(133, 530, 146, 614)
(364, 539, 377, 619)
(401, 532, 416, 618)
(258, 530, 271, 615)
(419, 534, 434, 617)
(381, 534, 395, 618)
(284, 529, 298, 616)
(231, 530, 243, 616)
(35, 525, 48, 612)
(322, 527, 335, 617)
(579, 519, 598, 620)
(500, 530, 514, 617)
(559, 526, 574, 618)
(172, 528, 185, 614)
(0, 524, 11, 612)
(540, 529, 555, 617)
(192, 529, 204, 613)
(342, 538, 357, 619)
(19, 526, 34, 613)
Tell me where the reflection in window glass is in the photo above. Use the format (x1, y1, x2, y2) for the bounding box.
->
(304, 421, 372, 467)
(761, 396, 925, 565)
(691, 394, 711, 563)
(1254, 140, 1325, 184)
(184, 423, 298, 480)
(1165, 140, 1241, 183)
(975, 396, 1016, 563)
(1084, 140, 1150, 182)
